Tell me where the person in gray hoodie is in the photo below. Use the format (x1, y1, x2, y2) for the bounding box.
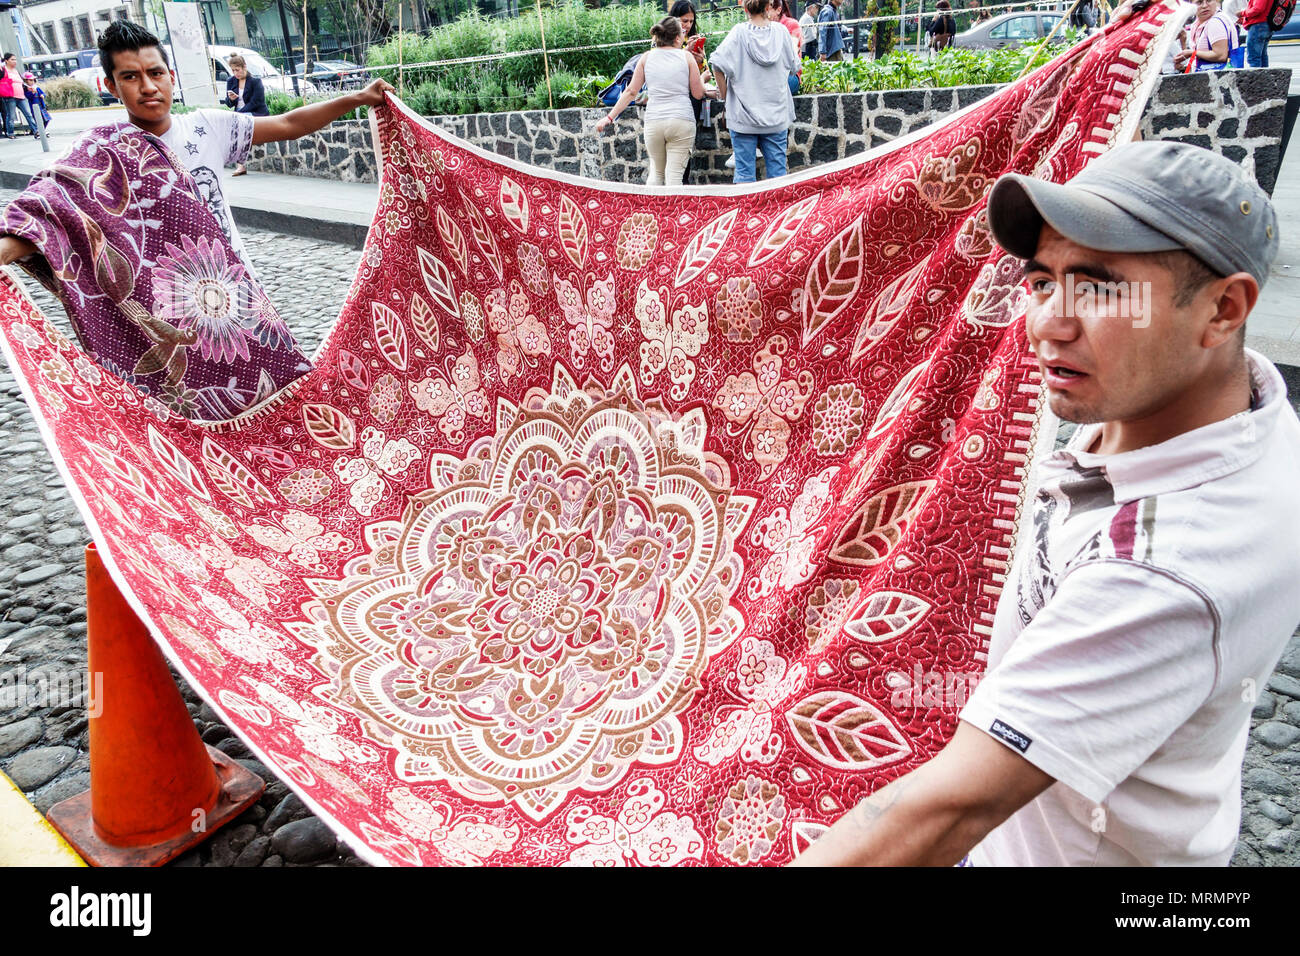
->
(710, 0, 799, 183)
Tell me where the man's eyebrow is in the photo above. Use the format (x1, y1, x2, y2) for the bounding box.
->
(1021, 258, 1128, 284)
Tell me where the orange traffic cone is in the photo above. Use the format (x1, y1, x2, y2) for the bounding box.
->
(46, 543, 264, 866)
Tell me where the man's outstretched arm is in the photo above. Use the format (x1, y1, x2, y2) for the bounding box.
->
(252, 78, 395, 146)
(791, 722, 1054, 866)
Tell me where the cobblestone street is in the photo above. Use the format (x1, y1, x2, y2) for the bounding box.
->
(2, 194, 1298, 866)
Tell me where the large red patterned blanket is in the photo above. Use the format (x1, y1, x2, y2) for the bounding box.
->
(0, 5, 1180, 866)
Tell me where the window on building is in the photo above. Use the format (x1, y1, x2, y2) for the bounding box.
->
(78, 15, 94, 49)
(63, 20, 79, 51)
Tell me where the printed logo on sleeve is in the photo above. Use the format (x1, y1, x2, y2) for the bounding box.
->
(989, 719, 1033, 753)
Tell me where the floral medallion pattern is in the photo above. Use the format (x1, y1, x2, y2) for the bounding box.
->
(293, 366, 756, 822)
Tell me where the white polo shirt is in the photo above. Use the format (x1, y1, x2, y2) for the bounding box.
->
(961, 350, 1300, 866)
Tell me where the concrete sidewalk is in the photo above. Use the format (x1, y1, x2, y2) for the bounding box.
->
(0, 114, 1295, 367)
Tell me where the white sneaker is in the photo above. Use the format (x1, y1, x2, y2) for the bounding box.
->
(725, 153, 736, 169)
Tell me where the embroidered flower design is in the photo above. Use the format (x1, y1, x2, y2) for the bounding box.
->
(368, 372, 404, 424)
(715, 276, 763, 342)
(812, 383, 865, 456)
(615, 213, 658, 271)
(278, 468, 332, 507)
(516, 242, 549, 296)
(563, 778, 704, 867)
(151, 234, 257, 363)
(715, 775, 786, 865)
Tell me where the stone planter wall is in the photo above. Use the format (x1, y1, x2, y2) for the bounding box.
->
(247, 69, 1291, 193)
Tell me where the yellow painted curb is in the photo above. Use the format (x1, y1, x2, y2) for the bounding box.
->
(0, 770, 86, 867)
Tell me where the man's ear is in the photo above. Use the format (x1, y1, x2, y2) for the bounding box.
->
(104, 74, 117, 97)
(1202, 272, 1258, 350)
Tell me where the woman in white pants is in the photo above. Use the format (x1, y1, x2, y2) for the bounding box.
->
(596, 17, 707, 185)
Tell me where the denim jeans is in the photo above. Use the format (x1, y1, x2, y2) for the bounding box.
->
(1246, 22, 1271, 68)
(732, 129, 789, 183)
(2, 95, 35, 137)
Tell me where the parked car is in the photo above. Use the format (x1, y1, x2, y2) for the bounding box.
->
(299, 59, 371, 91)
(70, 57, 116, 105)
(953, 11, 1067, 49)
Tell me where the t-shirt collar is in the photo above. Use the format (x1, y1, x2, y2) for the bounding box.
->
(1045, 349, 1287, 504)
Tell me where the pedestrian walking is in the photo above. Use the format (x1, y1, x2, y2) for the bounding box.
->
(596, 16, 708, 186)
(818, 0, 847, 61)
(711, 0, 799, 183)
(1, 53, 38, 139)
(225, 53, 268, 176)
(21, 74, 51, 135)
(800, 2, 822, 58)
(1173, 0, 1242, 71)
(927, 0, 958, 51)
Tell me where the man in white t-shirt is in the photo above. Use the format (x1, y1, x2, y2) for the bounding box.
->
(796, 141, 1300, 866)
(0, 21, 390, 280)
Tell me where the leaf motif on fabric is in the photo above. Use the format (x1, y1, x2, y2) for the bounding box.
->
(829, 480, 935, 566)
(85, 440, 184, 520)
(785, 692, 911, 770)
(370, 301, 409, 371)
(303, 403, 358, 451)
(147, 425, 210, 500)
(962, 253, 1028, 330)
(435, 206, 470, 276)
(498, 176, 529, 234)
(749, 195, 819, 267)
(409, 294, 440, 352)
(82, 210, 135, 304)
(675, 208, 737, 288)
(460, 190, 503, 278)
(416, 246, 461, 318)
(338, 350, 371, 391)
(790, 820, 831, 858)
(802, 215, 864, 346)
(850, 255, 930, 363)
(868, 360, 930, 438)
(201, 437, 277, 509)
(558, 194, 588, 269)
(359, 822, 422, 867)
(843, 590, 932, 643)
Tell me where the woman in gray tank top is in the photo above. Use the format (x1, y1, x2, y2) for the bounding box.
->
(595, 16, 708, 185)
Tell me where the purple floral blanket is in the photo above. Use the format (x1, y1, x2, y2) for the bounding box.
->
(3, 122, 310, 420)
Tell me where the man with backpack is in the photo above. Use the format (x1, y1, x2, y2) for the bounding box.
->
(1239, 0, 1295, 67)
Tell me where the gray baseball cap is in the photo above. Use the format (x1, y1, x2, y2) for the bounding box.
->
(986, 140, 1279, 288)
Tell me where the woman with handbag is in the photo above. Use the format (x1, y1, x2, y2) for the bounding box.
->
(1173, 0, 1243, 71)
(596, 16, 708, 186)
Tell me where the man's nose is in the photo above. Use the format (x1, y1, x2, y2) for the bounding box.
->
(1025, 280, 1080, 342)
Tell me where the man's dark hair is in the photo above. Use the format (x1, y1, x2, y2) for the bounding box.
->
(1150, 249, 1224, 308)
(98, 21, 168, 77)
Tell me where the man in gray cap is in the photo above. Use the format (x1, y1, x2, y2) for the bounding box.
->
(797, 141, 1300, 866)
